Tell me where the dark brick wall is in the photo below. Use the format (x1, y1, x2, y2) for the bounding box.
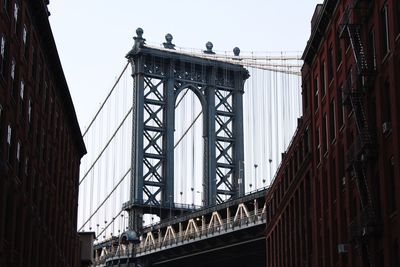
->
(266, 0, 400, 266)
(0, 1, 85, 266)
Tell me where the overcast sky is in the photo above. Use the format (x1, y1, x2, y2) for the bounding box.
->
(49, 0, 321, 129)
(48, 1, 323, 232)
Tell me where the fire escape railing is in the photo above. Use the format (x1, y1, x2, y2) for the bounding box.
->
(339, 1, 377, 265)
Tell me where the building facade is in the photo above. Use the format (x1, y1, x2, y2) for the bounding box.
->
(266, 0, 400, 266)
(0, 1, 86, 266)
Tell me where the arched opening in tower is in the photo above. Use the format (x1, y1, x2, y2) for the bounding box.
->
(174, 88, 204, 208)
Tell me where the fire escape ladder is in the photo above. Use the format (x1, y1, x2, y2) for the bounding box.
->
(346, 24, 369, 76)
(342, 20, 375, 219)
(351, 162, 375, 267)
(347, 28, 375, 223)
(352, 162, 375, 225)
(350, 93, 367, 133)
(348, 79, 376, 234)
(340, 14, 377, 266)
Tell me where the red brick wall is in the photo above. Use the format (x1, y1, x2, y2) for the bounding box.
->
(266, 0, 400, 266)
(0, 1, 85, 266)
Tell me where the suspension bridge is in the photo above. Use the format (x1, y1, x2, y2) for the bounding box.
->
(78, 28, 303, 266)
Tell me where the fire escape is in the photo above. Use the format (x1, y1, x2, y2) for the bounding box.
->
(339, 0, 376, 266)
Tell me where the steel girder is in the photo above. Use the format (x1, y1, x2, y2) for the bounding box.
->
(125, 30, 248, 232)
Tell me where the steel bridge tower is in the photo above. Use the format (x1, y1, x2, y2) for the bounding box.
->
(123, 28, 249, 232)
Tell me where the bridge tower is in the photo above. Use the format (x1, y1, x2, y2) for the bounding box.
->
(124, 28, 249, 232)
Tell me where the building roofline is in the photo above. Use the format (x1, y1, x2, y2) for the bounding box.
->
(301, 0, 339, 66)
(29, 1, 87, 157)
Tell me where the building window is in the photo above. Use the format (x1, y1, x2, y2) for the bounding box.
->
(336, 34, 342, 68)
(328, 46, 334, 82)
(330, 99, 336, 142)
(20, 80, 24, 99)
(316, 127, 321, 164)
(0, 35, 5, 77)
(43, 81, 47, 105)
(388, 156, 397, 213)
(314, 76, 319, 112)
(7, 124, 12, 162)
(16, 140, 22, 177)
(19, 80, 24, 119)
(3, 0, 9, 14)
(322, 168, 328, 208)
(381, 4, 390, 57)
(22, 24, 26, 44)
(337, 84, 344, 128)
(16, 141, 20, 161)
(339, 145, 345, 191)
(302, 78, 309, 112)
(11, 58, 17, 96)
(10, 57, 15, 79)
(383, 81, 392, 124)
(304, 127, 310, 155)
(13, 2, 18, 33)
(394, 239, 400, 267)
(320, 61, 326, 97)
(331, 159, 337, 201)
(322, 114, 328, 153)
(28, 98, 32, 125)
(22, 24, 29, 60)
(32, 48, 36, 79)
(397, 0, 400, 35)
(368, 29, 377, 70)
(24, 157, 28, 176)
(0, 104, 3, 152)
(348, 67, 353, 89)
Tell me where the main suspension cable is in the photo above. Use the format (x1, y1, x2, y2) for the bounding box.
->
(79, 106, 133, 185)
(96, 209, 124, 239)
(83, 62, 129, 137)
(79, 167, 131, 232)
(174, 111, 202, 149)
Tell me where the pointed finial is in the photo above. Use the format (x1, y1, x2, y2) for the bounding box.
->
(204, 41, 215, 54)
(133, 27, 146, 47)
(163, 33, 175, 49)
(232, 47, 242, 61)
(233, 47, 240, 56)
(127, 27, 146, 58)
(136, 28, 143, 38)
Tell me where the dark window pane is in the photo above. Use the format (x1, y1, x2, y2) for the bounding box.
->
(381, 5, 390, 56)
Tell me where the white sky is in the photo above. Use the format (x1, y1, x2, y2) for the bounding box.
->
(47, 1, 323, 233)
(49, 0, 321, 129)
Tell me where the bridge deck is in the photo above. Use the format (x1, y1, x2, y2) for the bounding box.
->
(93, 188, 268, 266)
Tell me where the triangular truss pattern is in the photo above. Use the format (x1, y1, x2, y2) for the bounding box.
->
(162, 226, 176, 246)
(126, 43, 247, 231)
(143, 232, 156, 249)
(142, 76, 166, 205)
(233, 203, 250, 222)
(215, 86, 235, 203)
(183, 219, 200, 240)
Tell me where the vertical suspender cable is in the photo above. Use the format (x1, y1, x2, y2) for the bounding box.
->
(268, 69, 272, 184)
(274, 70, 279, 169)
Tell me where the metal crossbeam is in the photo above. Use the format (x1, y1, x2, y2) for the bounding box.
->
(125, 29, 248, 232)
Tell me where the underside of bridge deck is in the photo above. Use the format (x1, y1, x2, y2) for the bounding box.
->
(147, 237, 266, 267)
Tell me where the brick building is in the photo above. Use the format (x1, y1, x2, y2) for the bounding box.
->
(0, 1, 86, 266)
(266, 0, 400, 266)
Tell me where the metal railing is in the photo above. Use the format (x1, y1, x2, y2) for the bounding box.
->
(93, 210, 266, 264)
(142, 211, 265, 255)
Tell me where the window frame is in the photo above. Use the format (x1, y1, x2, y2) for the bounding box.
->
(381, 4, 390, 57)
(314, 76, 319, 112)
(330, 99, 336, 143)
(0, 34, 5, 77)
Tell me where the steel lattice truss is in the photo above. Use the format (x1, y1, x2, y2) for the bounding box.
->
(125, 31, 248, 232)
(142, 75, 165, 205)
(215, 72, 236, 203)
